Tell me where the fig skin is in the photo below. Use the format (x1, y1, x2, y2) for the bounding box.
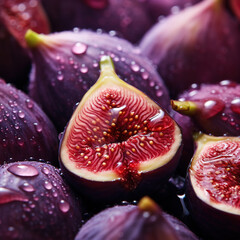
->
(171, 80, 240, 136)
(59, 56, 182, 205)
(75, 197, 198, 240)
(0, 79, 58, 165)
(185, 134, 240, 240)
(0, 0, 50, 89)
(26, 29, 170, 131)
(139, 0, 240, 97)
(0, 161, 82, 240)
(41, 0, 153, 43)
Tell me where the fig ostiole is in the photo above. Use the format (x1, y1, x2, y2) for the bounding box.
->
(186, 133, 240, 239)
(59, 56, 182, 204)
(75, 196, 198, 240)
(171, 80, 240, 136)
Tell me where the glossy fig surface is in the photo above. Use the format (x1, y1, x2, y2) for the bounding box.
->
(186, 133, 240, 240)
(140, 0, 240, 97)
(26, 29, 170, 131)
(0, 79, 58, 165)
(0, 161, 82, 240)
(59, 56, 182, 204)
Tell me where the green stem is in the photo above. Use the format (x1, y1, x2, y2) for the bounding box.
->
(138, 196, 160, 213)
(25, 29, 43, 48)
(100, 56, 115, 72)
(171, 100, 198, 116)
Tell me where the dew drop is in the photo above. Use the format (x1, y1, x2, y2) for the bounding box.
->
(131, 62, 140, 72)
(59, 199, 70, 213)
(57, 74, 64, 81)
(8, 163, 39, 177)
(42, 167, 50, 175)
(141, 71, 149, 80)
(80, 64, 88, 73)
(0, 187, 28, 204)
(203, 99, 225, 119)
(17, 137, 24, 146)
(72, 42, 88, 55)
(220, 80, 237, 87)
(19, 182, 35, 193)
(44, 181, 53, 190)
(230, 98, 240, 114)
(33, 122, 43, 133)
(18, 110, 25, 119)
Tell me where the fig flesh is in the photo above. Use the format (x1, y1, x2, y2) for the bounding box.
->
(171, 80, 240, 136)
(140, 0, 240, 97)
(186, 133, 240, 239)
(0, 161, 82, 240)
(25, 29, 170, 131)
(59, 56, 182, 204)
(75, 196, 198, 240)
(0, 0, 49, 88)
(0, 79, 58, 165)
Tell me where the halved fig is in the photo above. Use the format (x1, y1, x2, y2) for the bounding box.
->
(186, 133, 240, 240)
(59, 56, 182, 204)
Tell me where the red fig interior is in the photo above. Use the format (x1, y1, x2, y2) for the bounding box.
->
(60, 56, 181, 186)
(189, 134, 240, 214)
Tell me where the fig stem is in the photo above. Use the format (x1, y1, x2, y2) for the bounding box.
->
(138, 196, 161, 213)
(100, 55, 115, 72)
(171, 100, 198, 116)
(25, 29, 43, 48)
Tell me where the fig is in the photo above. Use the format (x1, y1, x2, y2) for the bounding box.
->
(171, 80, 240, 136)
(59, 56, 182, 204)
(0, 79, 58, 165)
(186, 133, 240, 239)
(40, 0, 153, 43)
(0, 161, 82, 240)
(25, 29, 170, 131)
(139, 0, 240, 97)
(0, 0, 49, 89)
(75, 196, 198, 240)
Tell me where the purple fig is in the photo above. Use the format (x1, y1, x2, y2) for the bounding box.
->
(25, 29, 170, 131)
(186, 133, 240, 239)
(75, 196, 198, 240)
(171, 80, 240, 136)
(0, 78, 58, 165)
(140, 0, 240, 97)
(0, 0, 50, 89)
(41, 0, 153, 43)
(0, 161, 82, 240)
(59, 56, 182, 204)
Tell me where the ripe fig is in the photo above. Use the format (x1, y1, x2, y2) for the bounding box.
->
(171, 80, 240, 136)
(41, 0, 153, 43)
(0, 79, 58, 165)
(139, 0, 240, 97)
(25, 29, 170, 131)
(0, 161, 82, 240)
(186, 133, 240, 240)
(75, 196, 198, 240)
(0, 0, 50, 89)
(59, 56, 182, 204)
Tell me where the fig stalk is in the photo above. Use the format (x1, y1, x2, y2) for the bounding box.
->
(171, 100, 198, 116)
(25, 29, 44, 48)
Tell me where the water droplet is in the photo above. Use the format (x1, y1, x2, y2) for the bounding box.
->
(0, 187, 28, 204)
(18, 110, 25, 119)
(8, 163, 39, 177)
(33, 123, 43, 133)
(231, 98, 240, 114)
(220, 80, 237, 87)
(57, 74, 64, 81)
(80, 64, 88, 73)
(141, 71, 149, 80)
(19, 182, 35, 193)
(42, 167, 50, 175)
(17, 137, 24, 146)
(72, 42, 88, 55)
(131, 62, 140, 72)
(203, 99, 225, 119)
(44, 181, 53, 190)
(59, 199, 70, 213)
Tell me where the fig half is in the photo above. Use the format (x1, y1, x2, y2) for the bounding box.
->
(59, 56, 182, 204)
(186, 133, 240, 239)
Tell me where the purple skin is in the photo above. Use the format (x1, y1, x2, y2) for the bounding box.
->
(0, 161, 82, 240)
(41, 0, 154, 43)
(26, 29, 170, 131)
(0, 79, 58, 165)
(140, 0, 240, 97)
(172, 80, 240, 136)
(75, 199, 198, 240)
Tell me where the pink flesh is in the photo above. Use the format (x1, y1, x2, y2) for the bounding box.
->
(192, 140, 240, 207)
(67, 87, 175, 181)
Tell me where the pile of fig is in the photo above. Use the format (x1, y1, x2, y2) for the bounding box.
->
(0, 0, 240, 239)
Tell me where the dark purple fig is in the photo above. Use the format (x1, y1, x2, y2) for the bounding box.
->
(0, 0, 50, 89)
(75, 196, 198, 240)
(25, 29, 170, 131)
(0, 79, 58, 165)
(140, 0, 240, 97)
(171, 80, 240, 136)
(41, 0, 153, 43)
(59, 56, 182, 204)
(186, 133, 240, 240)
(0, 161, 82, 240)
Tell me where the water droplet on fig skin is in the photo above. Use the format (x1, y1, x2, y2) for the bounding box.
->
(44, 181, 53, 190)
(19, 182, 35, 193)
(231, 98, 240, 114)
(59, 199, 70, 213)
(33, 122, 43, 133)
(8, 163, 39, 177)
(71, 42, 88, 55)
